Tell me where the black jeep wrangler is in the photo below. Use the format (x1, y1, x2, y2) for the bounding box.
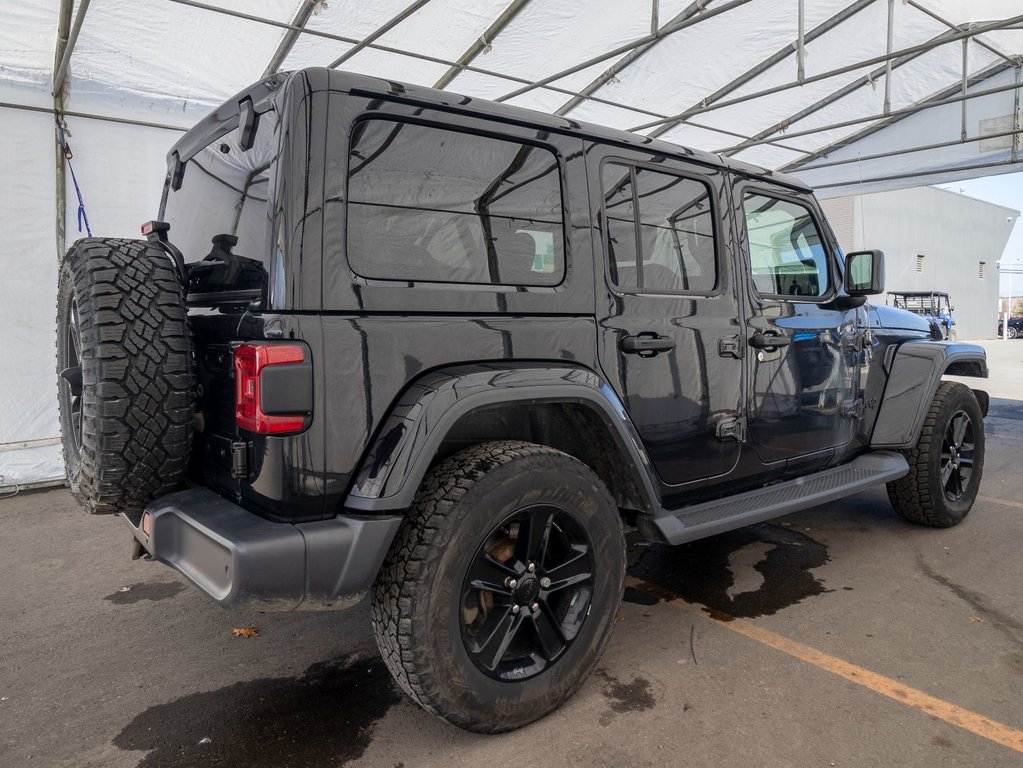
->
(57, 69, 988, 733)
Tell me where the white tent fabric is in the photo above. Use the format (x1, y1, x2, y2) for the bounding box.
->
(1, 0, 1021, 486)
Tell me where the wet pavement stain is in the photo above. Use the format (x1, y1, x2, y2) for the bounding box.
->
(628, 523, 831, 618)
(595, 669, 657, 726)
(622, 586, 659, 606)
(103, 581, 187, 605)
(113, 654, 401, 768)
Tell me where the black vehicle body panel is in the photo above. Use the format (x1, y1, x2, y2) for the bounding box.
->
(870, 341, 988, 448)
(140, 67, 987, 610)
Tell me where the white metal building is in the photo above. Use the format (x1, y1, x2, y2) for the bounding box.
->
(820, 187, 1018, 339)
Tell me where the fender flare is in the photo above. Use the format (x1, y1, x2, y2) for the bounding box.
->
(344, 363, 660, 513)
(870, 341, 987, 449)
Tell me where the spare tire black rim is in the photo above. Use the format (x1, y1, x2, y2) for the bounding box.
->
(459, 504, 595, 682)
(59, 295, 84, 455)
(941, 409, 974, 502)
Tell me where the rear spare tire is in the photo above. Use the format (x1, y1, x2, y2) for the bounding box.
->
(57, 238, 194, 514)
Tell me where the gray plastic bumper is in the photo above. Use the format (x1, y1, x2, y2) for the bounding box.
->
(121, 488, 402, 611)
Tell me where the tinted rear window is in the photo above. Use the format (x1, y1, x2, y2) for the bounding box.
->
(346, 119, 565, 286)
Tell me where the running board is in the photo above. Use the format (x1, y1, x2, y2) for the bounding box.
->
(647, 451, 909, 545)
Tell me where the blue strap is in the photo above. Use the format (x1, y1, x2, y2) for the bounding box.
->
(55, 118, 92, 238)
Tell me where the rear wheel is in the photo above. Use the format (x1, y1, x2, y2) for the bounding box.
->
(1009, 326, 1019, 340)
(57, 238, 194, 514)
(887, 382, 984, 527)
(371, 440, 625, 733)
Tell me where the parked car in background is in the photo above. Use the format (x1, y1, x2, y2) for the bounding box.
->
(997, 315, 1023, 338)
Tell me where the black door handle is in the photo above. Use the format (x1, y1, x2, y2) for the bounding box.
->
(749, 332, 792, 350)
(620, 332, 675, 357)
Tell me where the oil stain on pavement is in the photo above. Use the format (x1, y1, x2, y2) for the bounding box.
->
(595, 669, 658, 726)
(627, 523, 831, 618)
(113, 654, 401, 768)
(103, 581, 187, 605)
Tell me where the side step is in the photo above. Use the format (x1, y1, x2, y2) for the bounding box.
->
(648, 451, 909, 545)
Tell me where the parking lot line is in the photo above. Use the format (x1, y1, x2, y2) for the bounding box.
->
(627, 576, 1023, 755)
(977, 495, 1023, 511)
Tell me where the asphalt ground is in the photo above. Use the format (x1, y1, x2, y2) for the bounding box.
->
(2, 340, 1022, 768)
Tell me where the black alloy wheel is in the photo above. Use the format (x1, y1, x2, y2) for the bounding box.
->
(460, 504, 595, 681)
(887, 381, 984, 528)
(940, 409, 975, 502)
(372, 440, 625, 733)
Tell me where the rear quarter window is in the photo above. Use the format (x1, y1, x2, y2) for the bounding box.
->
(345, 119, 565, 287)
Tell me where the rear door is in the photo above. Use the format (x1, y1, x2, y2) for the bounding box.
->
(589, 146, 743, 501)
(736, 184, 862, 466)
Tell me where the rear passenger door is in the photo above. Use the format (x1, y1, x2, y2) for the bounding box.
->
(588, 147, 743, 501)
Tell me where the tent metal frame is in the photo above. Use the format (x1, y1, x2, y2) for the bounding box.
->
(714, 75, 1021, 158)
(37, 0, 1023, 192)
(263, 0, 321, 78)
(778, 60, 1019, 171)
(629, 14, 1023, 132)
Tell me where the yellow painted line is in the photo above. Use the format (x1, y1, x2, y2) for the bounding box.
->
(627, 576, 1023, 755)
(977, 495, 1023, 511)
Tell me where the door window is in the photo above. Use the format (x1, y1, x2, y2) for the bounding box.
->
(602, 163, 717, 294)
(743, 192, 829, 298)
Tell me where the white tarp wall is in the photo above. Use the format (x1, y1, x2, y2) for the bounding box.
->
(1, 0, 1022, 486)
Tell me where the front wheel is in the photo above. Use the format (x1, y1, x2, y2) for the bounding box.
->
(371, 441, 625, 733)
(1008, 326, 1019, 340)
(887, 382, 984, 527)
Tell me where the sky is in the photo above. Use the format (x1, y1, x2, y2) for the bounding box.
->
(936, 172, 1023, 297)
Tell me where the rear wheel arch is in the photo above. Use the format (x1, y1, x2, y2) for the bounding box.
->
(345, 365, 659, 516)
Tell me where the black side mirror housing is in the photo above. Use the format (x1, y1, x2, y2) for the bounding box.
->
(845, 249, 885, 296)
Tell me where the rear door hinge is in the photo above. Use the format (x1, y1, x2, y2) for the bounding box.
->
(719, 335, 745, 359)
(716, 416, 746, 442)
(230, 441, 249, 479)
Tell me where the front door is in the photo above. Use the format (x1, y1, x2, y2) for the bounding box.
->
(590, 147, 743, 494)
(737, 184, 862, 465)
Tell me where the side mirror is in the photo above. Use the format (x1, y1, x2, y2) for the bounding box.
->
(845, 249, 885, 296)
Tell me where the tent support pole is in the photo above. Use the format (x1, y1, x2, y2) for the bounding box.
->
(645, 0, 877, 139)
(906, 0, 1015, 63)
(1014, 62, 1021, 163)
(961, 37, 969, 141)
(631, 14, 1023, 132)
(796, 0, 805, 83)
(788, 128, 1021, 172)
(811, 158, 1021, 191)
(495, 0, 754, 103)
(328, 0, 433, 69)
(434, 0, 534, 89)
(52, 0, 91, 97)
(263, 0, 319, 77)
(554, 1, 710, 117)
(53, 0, 74, 263)
(775, 60, 1017, 170)
(883, 0, 894, 114)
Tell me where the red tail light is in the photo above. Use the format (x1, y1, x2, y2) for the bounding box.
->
(234, 343, 309, 434)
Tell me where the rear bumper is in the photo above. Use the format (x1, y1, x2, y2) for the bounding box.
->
(121, 488, 402, 611)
